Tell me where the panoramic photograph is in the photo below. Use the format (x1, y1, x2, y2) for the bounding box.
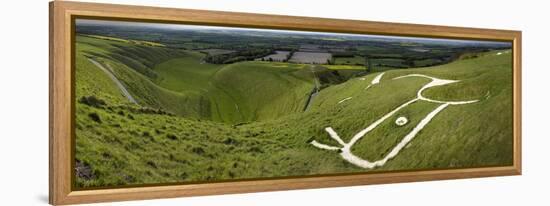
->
(73, 18, 513, 189)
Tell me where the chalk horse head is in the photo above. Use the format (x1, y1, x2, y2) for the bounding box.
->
(310, 73, 479, 169)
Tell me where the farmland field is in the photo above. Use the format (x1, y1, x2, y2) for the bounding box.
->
(289, 52, 333, 64)
(73, 19, 514, 189)
(334, 55, 365, 65)
(200, 49, 235, 56)
(256, 51, 291, 62)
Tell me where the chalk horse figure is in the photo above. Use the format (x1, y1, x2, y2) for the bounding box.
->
(310, 73, 479, 169)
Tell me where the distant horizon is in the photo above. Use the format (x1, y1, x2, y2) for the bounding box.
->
(76, 19, 511, 47)
(73, 15, 515, 190)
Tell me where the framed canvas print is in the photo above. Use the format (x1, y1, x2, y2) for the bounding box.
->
(49, 1, 521, 205)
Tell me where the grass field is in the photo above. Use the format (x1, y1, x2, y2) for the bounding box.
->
(74, 34, 513, 188)
(334, 56, 365, 65)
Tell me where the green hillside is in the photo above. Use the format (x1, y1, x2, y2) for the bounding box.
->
(309, 49, 513, 169)
(74, 35, 513, 188)
(77, 35, 324, 123)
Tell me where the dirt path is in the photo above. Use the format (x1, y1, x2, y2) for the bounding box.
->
(88, 58, 139, 105)
(310, 73, 478, 169)
(303, 66, 320, 111)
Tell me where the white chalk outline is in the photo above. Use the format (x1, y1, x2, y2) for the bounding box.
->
(371, 72, 385, 84)
(337, 97, 353, 104)
(339, 72, 385, 104)
(310, 73, 478, 169)
(364, 72, 385, 90)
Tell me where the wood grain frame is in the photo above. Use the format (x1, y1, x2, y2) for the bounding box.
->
(49, 1, 522, 205)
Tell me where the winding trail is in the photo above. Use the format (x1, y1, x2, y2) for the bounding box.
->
(88, 58, 139, 105)
(310, 73, 479, 169)
(303, 66, 321, 111)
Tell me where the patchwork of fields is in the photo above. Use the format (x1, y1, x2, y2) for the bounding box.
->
(74, 32, 513, 189)
(289, 52, 333, 64)
(256, 51, 290, 62)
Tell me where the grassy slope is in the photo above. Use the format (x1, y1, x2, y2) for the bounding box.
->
(77, 36, 210, 119)
(153, 57, 316, 123)
(211, 61, 314, 122)
(152, 53, 221, 92)
(75, 35, 338, 187)
(77, 35, 317, 124)
(75, 34, 513, 188)
(77, 35, 185, 79)
(309, 49, 513, 170)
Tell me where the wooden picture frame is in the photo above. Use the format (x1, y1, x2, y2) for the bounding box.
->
(49, 1, 522, 205)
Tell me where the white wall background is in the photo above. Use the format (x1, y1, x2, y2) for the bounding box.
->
(0, 0, 548, 205)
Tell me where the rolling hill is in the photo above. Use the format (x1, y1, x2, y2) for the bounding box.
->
(74, 35, 513, 188)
